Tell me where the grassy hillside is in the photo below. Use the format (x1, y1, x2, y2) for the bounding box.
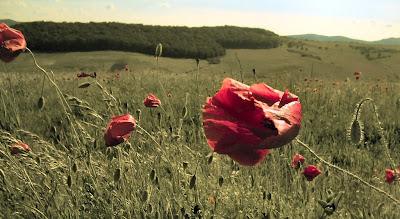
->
(289, 34, 400, 46)
(4, 40, 399, 82)
(288, 34, 364, 43)
(0, 40, 399, 218)
(374, 37, 400, 46)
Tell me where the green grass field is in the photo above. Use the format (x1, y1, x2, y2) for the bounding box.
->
(0, 41, 400, 218)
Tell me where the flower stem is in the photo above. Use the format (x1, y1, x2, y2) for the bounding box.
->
(296, 138, 400, 206)
(26, 47, 81, 146)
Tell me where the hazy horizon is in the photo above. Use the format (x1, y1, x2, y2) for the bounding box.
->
(1, 0, 399, 41)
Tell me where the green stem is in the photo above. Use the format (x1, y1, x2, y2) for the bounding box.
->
(354, 98, 395, 168)
(26, 48, 81, 146)
(40, 73, 45, 97)
(296, 138, 400, 206)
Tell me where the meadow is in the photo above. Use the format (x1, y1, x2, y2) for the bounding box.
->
(0, 40, 400, 218)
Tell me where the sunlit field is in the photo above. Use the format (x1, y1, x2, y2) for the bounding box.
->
(1, 41, 400, 218)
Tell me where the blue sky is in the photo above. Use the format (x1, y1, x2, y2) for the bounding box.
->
(1, 0, 399, 41)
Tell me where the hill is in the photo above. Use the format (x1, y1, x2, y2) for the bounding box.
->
(0, 19, 18, 26)
(288, 34, 400, 46)
(288, 34, 364, 43)
(11, 22, 280, 59)
(373, 37, 400, 45)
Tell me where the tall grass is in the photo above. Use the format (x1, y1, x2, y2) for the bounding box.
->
(0, 48, 399, 218)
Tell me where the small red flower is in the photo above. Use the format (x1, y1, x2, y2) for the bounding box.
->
(77, 72, 90, 78)
(104, 114, 136, 146)
(353, 71, 361, 76)
(144, 93, 161, 108)
(124, 64, 129, 71)
(355, 76, 360, 80)
(10, 141, 31, 155)
(0, 23, 27, 62)
(303, 165, 321, 181)
(202, 78, 302, 166)
(291, 153, 305, 169)
(385, 169, 396, 184)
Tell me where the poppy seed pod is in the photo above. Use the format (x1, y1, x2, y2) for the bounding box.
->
(202, 78, 302, 166)
(104, 114, 136, 146)
(0, 23, 26, 62)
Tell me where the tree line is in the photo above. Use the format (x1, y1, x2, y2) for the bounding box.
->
(13, 22, 281, 59)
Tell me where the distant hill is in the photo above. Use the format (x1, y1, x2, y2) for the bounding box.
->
(12, 21, 280, 59)
(288, 34, 365, 43)
(0, 19, 18, 26)
(288, 34, 400, 46)
(373, 38, 400, 45)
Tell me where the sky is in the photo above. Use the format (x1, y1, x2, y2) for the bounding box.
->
(1, 0, 399, 41)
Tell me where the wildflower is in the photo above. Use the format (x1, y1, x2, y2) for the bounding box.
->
(291, 153, 305, 169)
(303, 165, 321, 181)
(77, 72, 90, 78)
(385, 169, 396, 184)
(144, 93, 161, 108)
(0, 23, 26, 62)
(10, 141, 31, 155)
(104, 114, 136, 146)
(202, 78, 302, 166)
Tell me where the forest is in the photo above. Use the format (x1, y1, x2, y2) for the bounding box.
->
(12, 22, 281, 59)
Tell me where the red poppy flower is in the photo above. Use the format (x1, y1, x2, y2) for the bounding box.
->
(303, 165, 321, 181)
(104, 114, 136, 146)
(144, 93, 161, 108)
(385, 169, 396, 184)
(10, 141, 31, 155)
(0, 23, 26, 62)
(202, 78, 302, 166)
(291, 153, 305, 169)
(77, 72, 90, 78)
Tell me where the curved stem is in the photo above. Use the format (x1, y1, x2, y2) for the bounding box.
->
(296, 138, 400, 206)
(26, 48, 81, 145)
(353, 98, 395, 168)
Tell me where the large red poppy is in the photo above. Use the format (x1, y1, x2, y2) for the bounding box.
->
(144, 93, 161, 108)
(0, 23, 26, 62)
(202, 78, 302, 166)
(104, 114, 136, 146)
